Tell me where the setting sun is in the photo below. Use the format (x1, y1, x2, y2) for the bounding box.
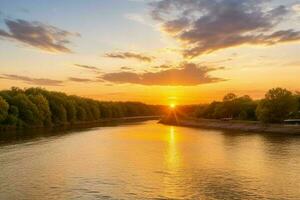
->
(0, 0, 300, 199)
(170, 103, 176, 109)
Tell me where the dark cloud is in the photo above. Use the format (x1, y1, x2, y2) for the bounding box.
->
(105, 52, 154, 62)
(150, 0, 300, 58)
(100, 62, 225, 86)
(68, 77, 93, 83)
(0, 19, 80, 53)
(0, 74, 64, 86)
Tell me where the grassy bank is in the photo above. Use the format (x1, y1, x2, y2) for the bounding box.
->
(160, 117, 300, 135)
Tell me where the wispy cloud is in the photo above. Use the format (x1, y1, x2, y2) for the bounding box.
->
(0, 74, 64, 86)
(105, 52, 155, 62)
(151, 64, 172, 69)
(150, 0, 300, 58)
(68, 75, 104, 83)
(0, 73, 106, 85)
(100, 62, 225, 86)
(68, 77, 94, 83)
(74, 64, 98, 71)
(0, 19, 80, 53)
(74, 64, 102, 73)
(121, 66, 134, 71)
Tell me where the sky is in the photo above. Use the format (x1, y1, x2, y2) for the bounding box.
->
(0, 0, 300, 105)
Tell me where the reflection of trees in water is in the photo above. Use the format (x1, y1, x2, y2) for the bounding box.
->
(0, 121, 123, 146)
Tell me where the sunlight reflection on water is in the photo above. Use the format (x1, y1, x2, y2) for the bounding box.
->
(0, 121, 300, 199)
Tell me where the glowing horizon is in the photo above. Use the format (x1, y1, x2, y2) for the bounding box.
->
(0, 0, 300, 105)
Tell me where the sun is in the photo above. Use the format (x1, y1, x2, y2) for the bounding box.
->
(170, 103, 176, 109)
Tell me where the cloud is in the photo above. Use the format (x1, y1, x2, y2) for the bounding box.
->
(100, 62, 225, 86)
(68, 77, 94, 83)
(74, 64, 101, 74)
(105, 52, 154, 62)
(0, 19, 80, 53)
(121, 66, 134, 71)
(74, 64, 98, 71)
(149, 0, 300, 58)
(0, 74, 104, 85)
(68, 75, 104, 83)
(0, 74, 64, 86)
(151, 64, 172, 69)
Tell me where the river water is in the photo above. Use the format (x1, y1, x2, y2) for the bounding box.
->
(0, 120, 300, 200)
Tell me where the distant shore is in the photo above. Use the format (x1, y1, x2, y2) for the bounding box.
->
(160, 117, 300, 135)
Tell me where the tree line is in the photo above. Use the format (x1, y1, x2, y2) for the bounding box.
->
(194, 88, 300, 123)
(0, 87, 161, 128)
(1, 87, 299, 128)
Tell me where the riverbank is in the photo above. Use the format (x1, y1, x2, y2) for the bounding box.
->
(0, 116, 160, 133)
(160, 117, 300, 135)
(0, 116, 161, 144)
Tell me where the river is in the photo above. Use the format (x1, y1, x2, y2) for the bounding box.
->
(0, 120, 300, 200)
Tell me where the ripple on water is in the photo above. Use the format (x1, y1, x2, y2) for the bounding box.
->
(0, 121, 300, 200)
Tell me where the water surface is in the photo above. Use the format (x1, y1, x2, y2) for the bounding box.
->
(1, 121, 300, 199)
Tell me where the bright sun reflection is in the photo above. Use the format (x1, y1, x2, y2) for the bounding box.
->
(170, 126, 175, 142)
(167, 126, 178, 166)
(162, 126, 182, 197)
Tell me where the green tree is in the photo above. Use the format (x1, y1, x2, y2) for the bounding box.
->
(49, 101, 67, 125)
(89, 101, 101, 120)
(235, 95, 257, 120)
(203, 101, 221, 119)
(0, 87, 158, 128)
(29, 94, 52, 126)
(296, 91, 300, 111)
(43, 92, 67, 125)
(64, 99, 77, 123)
(5, 105, 19, 125)
(76, 106, 87, 121)
(0, 96, 9, 123)
(256, 88, 298, 123)
(223, 93, 237, 102)
(98, 103, 112, 118)
(10, 94, 41, 126)
(195, 94, 257, 120)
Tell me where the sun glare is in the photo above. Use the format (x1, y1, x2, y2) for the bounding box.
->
(170, 103, 176, 109)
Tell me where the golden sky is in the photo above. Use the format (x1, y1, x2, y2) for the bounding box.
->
(0, 0, 300, 105)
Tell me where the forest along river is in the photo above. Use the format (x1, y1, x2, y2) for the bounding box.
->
(0, 120, 300, 200)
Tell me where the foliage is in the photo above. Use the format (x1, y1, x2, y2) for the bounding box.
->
(195, 88, 300, 123)
(256, 88, 298, 123)
(0, 96, 9, 122)
(29, 94, 52, 126)
(195, 94, 258, 120)
(10, 93, 41, 126)
(0, 87, 160, 128)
